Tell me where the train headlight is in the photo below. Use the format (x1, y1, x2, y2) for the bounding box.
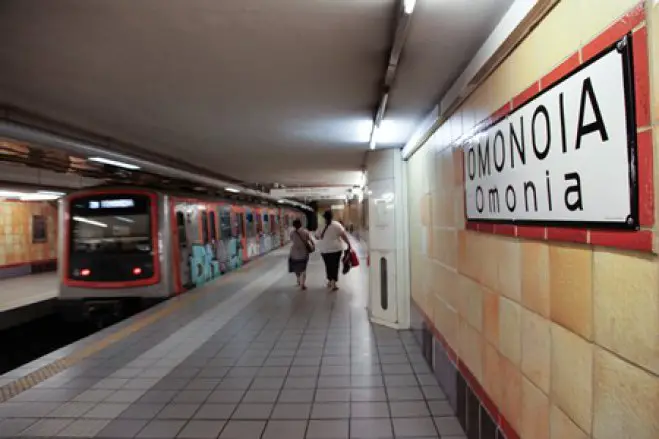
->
(132, 267, 142, 276)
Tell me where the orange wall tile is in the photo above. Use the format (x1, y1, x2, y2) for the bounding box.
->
(406, 2, 659, 439)
(0, 200, 58, 268)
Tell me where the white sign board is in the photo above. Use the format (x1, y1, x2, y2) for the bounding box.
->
(463, 37, 638, 228)
(270, 186, 350, 198)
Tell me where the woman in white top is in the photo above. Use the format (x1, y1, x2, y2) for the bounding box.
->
(316, 210, 351, 291)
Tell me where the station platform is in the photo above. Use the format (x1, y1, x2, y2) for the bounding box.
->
(0, 273, 59, 331)
(0, 248, 464, 439)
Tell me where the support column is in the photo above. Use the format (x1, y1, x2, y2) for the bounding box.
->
(365, 148, 410, 329)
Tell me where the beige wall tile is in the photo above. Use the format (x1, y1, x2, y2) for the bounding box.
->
(578, 0, 644, 46)
(434, 228, 458, 269)
(530, 0, 582, 86)
(431, 191, 455, 228)
(652, 1, 659, 123)
(478, 235, 500, 291)
(500, 355, 522, 433)
(457, 231, 470, 278)
(551, 323, 593, 434)
(458, 275, 483, 332)
(594, 249, 659, 375)
(593, 348, 659, 439)
(433, 262, 458, 307)
(521, 377, 549, 439)
(549, 245, 593, 340)
(550, 404, 589, 439)
(498, 239, 521, 302)
(483, 341, 502, 408)
(453, 188, 466, 230)
(435, 300, 460, 350)
(499, 297, 522, 365)
(521, 309, 551, 394)
(521, 242, 550, 318)
(482, 287, 499, 348)
(459, 318, 483, 382)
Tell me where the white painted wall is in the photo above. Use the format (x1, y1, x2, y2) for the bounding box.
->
(366, 148, 410, 329)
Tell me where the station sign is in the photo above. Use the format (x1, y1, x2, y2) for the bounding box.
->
(89, 199, 136, 209)
(463, 36, 638, 228)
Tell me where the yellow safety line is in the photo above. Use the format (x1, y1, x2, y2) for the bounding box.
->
(0, 256, 272, 403)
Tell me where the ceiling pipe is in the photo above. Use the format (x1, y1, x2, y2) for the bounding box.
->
(0, 119, 312, 211)
(370, 0, 416, 150)
(384, 5, 415, 88)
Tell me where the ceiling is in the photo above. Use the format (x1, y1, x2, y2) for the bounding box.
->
(0, 0, 514, 187)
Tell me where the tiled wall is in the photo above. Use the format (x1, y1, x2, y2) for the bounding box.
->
(0, 200, 58, 274)
(406, 1, 659, 439)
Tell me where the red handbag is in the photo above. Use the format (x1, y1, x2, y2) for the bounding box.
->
(349, 249, 359, 267)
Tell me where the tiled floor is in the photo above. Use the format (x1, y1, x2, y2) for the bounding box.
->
(0, 249, 465, 438)
(0, 272, 58, 312)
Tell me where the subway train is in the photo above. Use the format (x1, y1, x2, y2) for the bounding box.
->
(57, 185, 306, 322)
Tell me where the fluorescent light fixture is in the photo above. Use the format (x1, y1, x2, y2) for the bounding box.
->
(0, 190, 27, 198)
(115, 216, 135, 223)
(89, 157, 141, 170)
(278, 200, 285, 204)
(73, 216, 108, 228)
(369, 124, 379, 150)
(20, 194, 60, 201)
(225, 187, 240, 193)
(0, 189, 65, 201)
(403, 0, 416, 14)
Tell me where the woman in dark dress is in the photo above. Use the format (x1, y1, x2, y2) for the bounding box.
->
(289, 219, 313, 290)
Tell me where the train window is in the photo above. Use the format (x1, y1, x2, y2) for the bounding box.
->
(220, 209, 232, 239)
(68, 193, 156, 283)
(246, 212, 256, 237)
(263, 214, 269, 234)
(69, 193, 152, 255)
(201, 211, 209, 243)
(176, 211, 187, 246)
(237, 213, 246, 237)
(209, 211, 217, 241)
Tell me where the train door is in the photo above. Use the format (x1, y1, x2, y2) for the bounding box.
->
(235, 208, 248, 262)
(229, 206, 243, 270)
(262, 211, 272, 253)
(272, 210, 281, 248)
(217, 205, 232, 273)
(283, 213, 291, 244)
(245, 208, 259, 259)
(192, 206, 212, 286)
(174, 207, 191, 289)
(175, 202, 200, 289)
(207, 206, 221, 279)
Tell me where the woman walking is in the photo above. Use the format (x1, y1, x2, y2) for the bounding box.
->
(289, 219, 314, 290)
(316, 210, 351, 291)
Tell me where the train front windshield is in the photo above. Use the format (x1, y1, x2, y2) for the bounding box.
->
(68, 194, 156, 283)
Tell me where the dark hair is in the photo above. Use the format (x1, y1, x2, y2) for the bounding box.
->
(292, 219, 302, 229)
(323, 210, 333, 224)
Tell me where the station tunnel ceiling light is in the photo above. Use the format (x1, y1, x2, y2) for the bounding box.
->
(0, 189, 66, 201)
(88, 157, 141, 170)
(403, 0, 417, 14)
(225, 187, 240, 193)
